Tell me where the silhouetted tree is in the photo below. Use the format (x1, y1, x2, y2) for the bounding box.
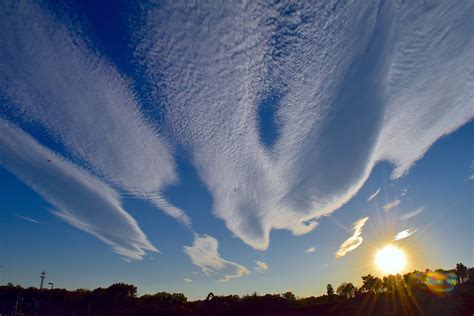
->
(383, 275, 391, 291)
(281, 291, 296, 301)
(383, 274, 404, 292)
(102, 283, 137, 306)
(456, 263, 468, 283)
(468, 268, 474, 283)
(142, 292, 187, 305)
(336, 282, 356, 299)
(361, 274, 382, 293)
(326, 284, 334, 296)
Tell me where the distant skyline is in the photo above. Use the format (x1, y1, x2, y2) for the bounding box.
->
(0, 0, 473, 300)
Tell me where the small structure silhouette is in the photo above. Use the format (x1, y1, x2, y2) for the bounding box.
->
(205, 292, 215, 301)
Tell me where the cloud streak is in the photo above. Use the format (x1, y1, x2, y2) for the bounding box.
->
(0, 119, 157, 260)
(16, 215, 40, 224)
(336, 217, 369, 258)
(305, 246, 316, 254)
(394, 229, 417, 241)
(184, 235, 250, 282)
(367, 188, 381, 202)
(400, 206, 424, 220)
(383, 200, 401, 212)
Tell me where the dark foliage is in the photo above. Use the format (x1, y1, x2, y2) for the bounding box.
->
(1, 264, 473, 315)
(326, 283, 334, 296)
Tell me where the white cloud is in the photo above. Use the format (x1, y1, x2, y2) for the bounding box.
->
(305, 246, 316, 254)
(367, 188, 381, 202)
(383, 200, 401, 212)
(0, 1, 189, 226)
(184, 278, 192, 283)
(16, 215, 40, 224)
(394, 229, 417, 241)
(0, 0, 472, 255)
(374, 1, 474, 179)
(400, 206, 424, 220)
(184, 235, 250, 282)
(401, 188, 408, 196)
(255, 260, 268, 271)
(135, 1, 473, 250)
(336, 217, 369, 258)
(0, 119, 157, 260)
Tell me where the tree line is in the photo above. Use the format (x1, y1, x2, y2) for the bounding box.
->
(0, 263, 473, 315)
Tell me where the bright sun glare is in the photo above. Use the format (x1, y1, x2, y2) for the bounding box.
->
(375, 245, 406, 275)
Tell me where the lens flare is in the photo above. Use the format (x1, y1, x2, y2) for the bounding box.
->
(375, 245, 406, 275)
(426, 271, 457, 293)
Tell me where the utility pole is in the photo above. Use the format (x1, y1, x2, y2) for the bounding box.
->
(48, 282, 54, 290)
(39, 270, 46, 290)
(35, 270, 46, 316)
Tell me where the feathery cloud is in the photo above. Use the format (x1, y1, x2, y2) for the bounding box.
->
(336, 217, 369, 258)
(394, 229, 417, 241)
(400, 207, 424, 220)
(134, 0, 473, 250)
(184, 235, 250, 282)
(367, 188, 381, 202)
(305, 246, 316, 254)
(184, 278, 192, 283)
(0, 119, 157, 260)
(383, 200, 401, 212)
(0, 0, 472, 254)
(0, 0, 189, 226)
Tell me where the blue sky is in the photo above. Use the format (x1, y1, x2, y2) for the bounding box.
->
(0, 0, 473, 300)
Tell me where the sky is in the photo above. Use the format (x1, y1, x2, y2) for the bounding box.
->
(0, 0, 473, 300)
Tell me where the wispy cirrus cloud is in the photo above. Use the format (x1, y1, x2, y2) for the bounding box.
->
(16, 215, 40, 224)
(0, 0, 189, 226)
(336, 217, 369, 258)
(367, 188, 381, 202)
(184, 235, 250, 282)
(135, 0, 473, 250)
(305, 246, 316, 254)
(394, 229, 417, 241)
(383, 200, 401, 212)
(0, 120, 157, 260)
(183, 278, 192, 283)
(400, 206, 424, 220)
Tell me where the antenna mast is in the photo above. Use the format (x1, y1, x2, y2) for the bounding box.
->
(39, 270, 46, 290)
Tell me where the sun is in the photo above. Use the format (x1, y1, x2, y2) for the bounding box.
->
(375, 245, 406, 275)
